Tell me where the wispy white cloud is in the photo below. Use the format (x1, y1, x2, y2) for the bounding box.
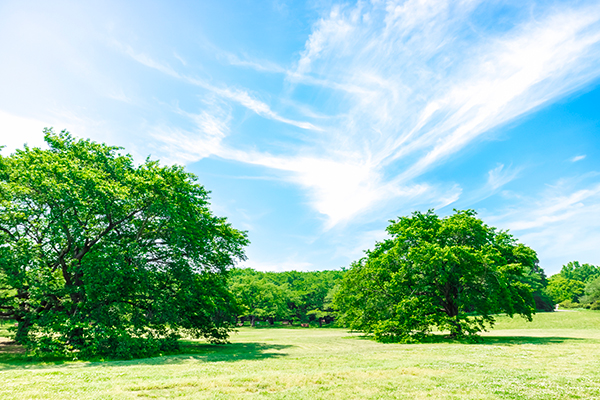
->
(121, 44, 182, 79)
(571, 155, 586, 162)
(117, 42, 321, 131)
(149, 119, 227, 166)
(487, 164, 520, 191)
(193, 38, 288, 74)
(295, 4, 359, 75)
(224, 52, 286, 74)
(147, 99, 232, 165)
(105, 88, 133, 104)
(204, 84, 322, 131)
(279, 1, 600, 224)
(452, 164, 521, 207)
(173, 52, 187, 67)
(433, 185, 463, 210)
(0, 109, 101, 154)
(331, 227, 389, 261)
(486, 177, 600, 273)
(500, 184, 600, 231)
(214, 146, 469, 228)
(121, 2, 600, 228)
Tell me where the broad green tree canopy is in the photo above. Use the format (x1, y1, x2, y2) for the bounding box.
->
(558, 261, 600, 283)
(546, 261, 599, 305)
(0, 130, 248, 357)
(334, 210, 541, 342)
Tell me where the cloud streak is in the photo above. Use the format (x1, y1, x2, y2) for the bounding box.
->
(487, 164, 521, 191)
(123, 1, 600, 228)
(118, 43, 321, 132)
(279, 1, 600, 223)
(486, 176, 600, 272)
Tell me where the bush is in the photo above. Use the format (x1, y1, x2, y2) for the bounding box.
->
(558, 300, 580, 309)
(22, 325, 182, 359)
(590, 301, 600, 311)
(84, 336, 180, 359)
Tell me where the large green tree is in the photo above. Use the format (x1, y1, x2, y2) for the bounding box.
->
(334, 210, 541, 342)
(0, 130, 248, 357)
(545, 261, 599, 305)
(581, 276, 600, 308)
(558, 261, 600, 283)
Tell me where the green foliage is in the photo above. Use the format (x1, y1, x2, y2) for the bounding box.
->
(511, 254, 553, 312)
(581, 275, 600, 305)
(271, 270, 342, 324)
(546, 261, 600, 308)
(333, 209, 540, 342)
(27, 330, 180, 359)
(0, 129, 248, 358)
(559, 261, 600, 283)
(228, 268, 344, 325)
(229, 269, 291, 325)
(558, 299, 580, 309)
(547, 275, 586, 303)
(532, 289, 555, 312)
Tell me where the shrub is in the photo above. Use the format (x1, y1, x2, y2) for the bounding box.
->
(558, 300, 580, 309)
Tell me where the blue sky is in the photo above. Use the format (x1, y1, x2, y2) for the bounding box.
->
(1, 0, 599, 275)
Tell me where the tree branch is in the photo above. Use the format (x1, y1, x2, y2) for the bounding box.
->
(0, 226, 15, 240)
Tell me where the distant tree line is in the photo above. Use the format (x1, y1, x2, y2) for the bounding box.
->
(546, 261, 600, 310)
(228, 268, 343, 327)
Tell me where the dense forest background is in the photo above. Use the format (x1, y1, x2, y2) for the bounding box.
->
(229, 269, 344, 327)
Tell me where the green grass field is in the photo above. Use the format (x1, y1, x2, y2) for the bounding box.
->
(1, 311, 599, 399)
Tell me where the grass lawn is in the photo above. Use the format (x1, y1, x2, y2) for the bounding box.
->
(0, 311, 599, 399)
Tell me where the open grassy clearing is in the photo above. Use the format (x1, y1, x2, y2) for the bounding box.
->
(1, 311, 599, 399)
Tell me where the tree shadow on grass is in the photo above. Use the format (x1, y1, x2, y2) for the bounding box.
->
(340, 333, 597, 346)
(0, 340, 293, 370)
(136, 341, 293, 365)
(419, 334, 596, 346)
(480, 336, 596, 346)
(421, 334, 597, 346)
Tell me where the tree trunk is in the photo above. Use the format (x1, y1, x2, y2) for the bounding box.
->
(14, 318, 31, 344)
(448, 317, 462, 338)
